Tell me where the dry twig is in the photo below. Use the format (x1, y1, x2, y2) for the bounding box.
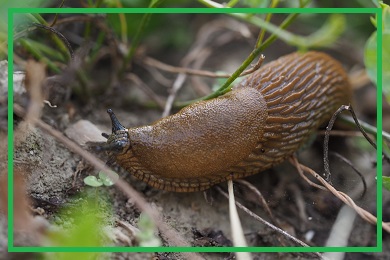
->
(290, 156, 390, 233)
(141, 54, 265, 80)
(125, 74, 165, 109)
(216, 187, 320, 250)
(236, 179, 277, 224)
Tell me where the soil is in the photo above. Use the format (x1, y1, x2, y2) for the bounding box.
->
(0, 11, 388, 260)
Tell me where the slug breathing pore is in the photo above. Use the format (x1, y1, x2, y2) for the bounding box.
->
(103, 51, 352, 192)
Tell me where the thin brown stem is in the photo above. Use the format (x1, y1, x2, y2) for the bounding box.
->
(216, 186, 324, 258)
(290, 155, 390, 233)
(140, 54, 265, 79)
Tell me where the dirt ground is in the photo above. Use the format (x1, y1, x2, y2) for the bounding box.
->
(0, 10, 388, 260)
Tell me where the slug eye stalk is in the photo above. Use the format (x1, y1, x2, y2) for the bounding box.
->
(107, 109, 126, 133)
(97, 109, 130, 153)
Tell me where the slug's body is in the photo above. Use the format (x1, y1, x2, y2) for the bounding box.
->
(105, 51, 351, 192)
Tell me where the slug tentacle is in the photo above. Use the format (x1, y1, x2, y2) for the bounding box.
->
(104, 109, 130, 154)
(104, 51, 352, 192)
(107, 108, 126, 133)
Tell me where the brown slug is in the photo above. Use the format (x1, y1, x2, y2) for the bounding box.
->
(103, 51, 352, 192)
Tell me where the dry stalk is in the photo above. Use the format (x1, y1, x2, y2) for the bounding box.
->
(235, 179, 287, 247)
(235, 179, 277, 224)
(227, 180, 251, 260)
(290, 156, 390, 233)
(141, 54, 265, 79)
(125, 73, 165, 109)
(216, 187, 318, 249)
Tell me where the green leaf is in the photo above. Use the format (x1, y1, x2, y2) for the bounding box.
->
(300, 13, 346, 48)
(364, 2, 390, 103)
(364, 31, 390, 103)
(240, 0, 270, 8)
(98, 171, 118, 186)
(46, 195, 110, 259)
(83, 176, 103, 187)
(370, 16, 377, 28)
(381, 2, 390, 33)
(0, 0, 48, 33)
(384, 176, 390, 191)
(136, 213, 161, 247)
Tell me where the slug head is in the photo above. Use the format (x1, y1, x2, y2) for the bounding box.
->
(101, 109, 130, 153)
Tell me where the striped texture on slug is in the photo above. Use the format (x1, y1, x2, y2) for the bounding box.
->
(104, 51, 352, 192)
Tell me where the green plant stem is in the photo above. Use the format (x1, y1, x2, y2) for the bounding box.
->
(0, 32, 6, 56)
(19, 38, 61, 73)
(176, 9, 304, 107)
(114, 0, 128, 44)
(95, 0, 104, 7)
(176, 0, 325, 107)
(340, 114, 390, 143)
(384, 141, 390, 162)
(340, 114, 390, 162)
(120, 0, 164, 77)
(234, 13, 344, 49)
(121, 13, 150, 73)
(32, 22, 74, 60)
(22, 38, 67, 62)
(30, 13, 46, 25)
(198, 0, 342, 50)
(197, 0, 222, 8)
(119, 12, 128, 43)
(28, 13, 73, 61)
(226, 0, 239, 7)
(90, 31, 106, 62)
(256, 0, 280, 48)
(49, 0, 66, 27)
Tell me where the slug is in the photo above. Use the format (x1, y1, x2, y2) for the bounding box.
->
(103, 51, 352, 192)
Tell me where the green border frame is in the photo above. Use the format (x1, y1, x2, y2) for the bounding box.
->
(7, 7, 382, 253)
